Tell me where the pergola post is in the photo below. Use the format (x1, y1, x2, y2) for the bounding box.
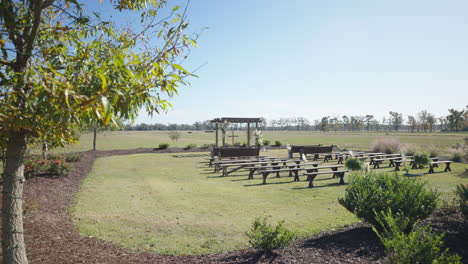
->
(247, 122, 251, 146)
(215, 123, 219, 147)
(255, 122, 258, 147)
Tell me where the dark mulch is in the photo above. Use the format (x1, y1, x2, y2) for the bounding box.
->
(0, 148, 466, 263)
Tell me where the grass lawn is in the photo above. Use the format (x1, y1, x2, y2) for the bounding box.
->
(71, 150, 468, 255)
(60, 130, 467, 155)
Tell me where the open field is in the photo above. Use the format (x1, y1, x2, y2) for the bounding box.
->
(71, 149, 468, 255)
(59, 130, 467, 155)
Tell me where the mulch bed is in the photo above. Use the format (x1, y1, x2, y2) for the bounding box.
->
(1, 147, 467, 264)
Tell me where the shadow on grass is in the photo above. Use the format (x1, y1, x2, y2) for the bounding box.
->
(291, 182, 345, 189)
(243, 180, 295, 187)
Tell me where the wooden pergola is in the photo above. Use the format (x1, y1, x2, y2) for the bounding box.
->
(210, 117, 263, 147)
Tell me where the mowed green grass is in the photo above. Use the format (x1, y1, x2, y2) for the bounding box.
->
(71, 150, 468, 255)
(65, 130, 466, 155)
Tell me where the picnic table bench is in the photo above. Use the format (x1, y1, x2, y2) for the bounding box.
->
(245, 162, 320, 179)
(218, 159, 303, 177)
(304, 166, 347, 188)
(372, 157, 401, 168)
(393, 157, 439, 171)
(428, 161, 452, 174)
(256, 163, 322, 184)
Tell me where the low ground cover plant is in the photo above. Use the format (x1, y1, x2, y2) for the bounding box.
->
(372, 138, 401, 154)
(274, 140, 282, 147)
(345, 157, 363, 171)
(263, 139, 270, 146)
(373, 211, 460, 264)
(413, 152, 431, 168)
(158, 143, 169, 149)
(245, 217, 295, 252)
(338, 172, 438, 232)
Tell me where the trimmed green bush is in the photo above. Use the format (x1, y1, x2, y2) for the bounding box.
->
(185, 143, 197, 149)
(413, 152, 431, 168)
(455, 184, 468, 219)
(64, 152, 80, 162)
(373, 211, 461, 264)
(345, 157, 363, 171)
(263, 139, 271, 146)
(245, 217, 295, 252)
(338, 172, 438, 233)
(274, 140, 282, 147)
(451, 151, 463, 162)
(158, 143, 169, 149)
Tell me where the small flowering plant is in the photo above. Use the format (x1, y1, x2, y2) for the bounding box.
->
(24, 155, 71, 178)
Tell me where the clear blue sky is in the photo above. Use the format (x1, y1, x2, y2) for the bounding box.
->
(91, 0, 468, 124)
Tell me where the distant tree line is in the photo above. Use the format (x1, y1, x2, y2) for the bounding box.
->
(121, 106, 468, 132)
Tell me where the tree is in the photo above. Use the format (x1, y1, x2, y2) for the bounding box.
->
(426, 113, 436, 133)
(168, 131, 181, 143)
(418, 110, 429, 132)
(364, 115, 374, 131)
(407, 115, 417, 133)
(0, 1, 196, 263)
(388, 112, 403, 131)
(446, 108, 465, 131)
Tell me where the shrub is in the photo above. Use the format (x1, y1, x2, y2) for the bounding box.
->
(48, 159, 72, 177)
(455, 184, 468, 219)
(263, 139, 270, 146)
(64, 152, 80, 162)
(185, 143, 197, 149)
(451, 151, 463, 162)
(158, 143, 169, 149)
(200, 143, 215, 149)
(413, 152, 431, 168)
(345, 157, 363, 171)
(372, 138, 401, 154)
(47, 153, 64, 161)
(373, 211, 461, 264)
(245, 217, 295, 252)
(274, 140, 282, 147)
(402, 144, 418, 156)
(24, 156, 71, 178)
(338, 172, 438, 233)
(428, 146, 439, 158)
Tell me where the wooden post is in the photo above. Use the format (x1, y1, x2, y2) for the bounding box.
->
(215, 123, 219, 147)
(247, 122, 251, 146)
(255, 122, 259, 147)
(222, 127, 226, 147)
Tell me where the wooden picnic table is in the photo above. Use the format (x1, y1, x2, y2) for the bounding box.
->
(304, 165, 347, 187)
(219, 159, 304, 177)
(245, 162, 321, 179)
(256, 163, 322, 184)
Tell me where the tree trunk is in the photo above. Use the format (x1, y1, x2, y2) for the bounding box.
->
(2, 133, 29, 264)
(41, 141, 48, 160)
(93, 127, 97, 151)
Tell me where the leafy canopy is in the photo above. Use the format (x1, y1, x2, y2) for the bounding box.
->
(0, 0, 197, 146)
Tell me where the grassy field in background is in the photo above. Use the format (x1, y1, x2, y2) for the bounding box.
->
(59, 130, 467, 154)
(71, 150, 468, 255)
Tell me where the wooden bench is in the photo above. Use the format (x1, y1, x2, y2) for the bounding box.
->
(372, 157, 401, 168)
(245, 162, 319, 179)
(394, 157, 439, 171)
(256, 163, 323, 184)
(428, 161, 452, 174)
(304, 169, 348, 188)
(219, 159, 302, 177)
